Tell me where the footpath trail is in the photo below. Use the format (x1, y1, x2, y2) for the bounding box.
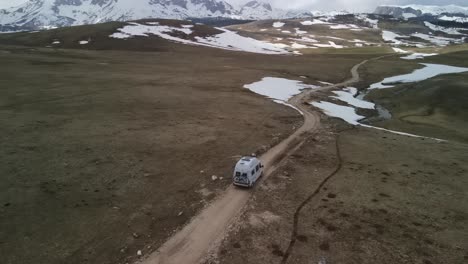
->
(141, 57, 374, 264)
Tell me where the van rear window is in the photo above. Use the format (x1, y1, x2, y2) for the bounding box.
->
(235, 172, 241, 176)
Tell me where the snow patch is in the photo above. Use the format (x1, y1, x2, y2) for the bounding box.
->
(312, 99, 444, 140)
(403, 13, 417, 19)
(392, 47, 409, 53)
(331, 88, 375, 109)
(294, 28, 307, 34)
(110, 23, 289, 55)
(439, 15, 468, 23)
(273, 22, 285, 28)
(424, 21, 464, 35)
(244, 77, 318, 114)
(79, 40, 89, 45)
(369, 63, 468, 89)
(313, 41, 344, 49)
(301, 19, 331, 25)
(311, 101, 364, 125)
(412, 33, 456, 46)
(401, 53, 438, 60)
(382, 30, 409, 45)
(291, 42, 308, 49)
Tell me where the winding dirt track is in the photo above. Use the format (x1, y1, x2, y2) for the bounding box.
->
(141, 58, 372, 264)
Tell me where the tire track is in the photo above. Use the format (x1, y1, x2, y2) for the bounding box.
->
(280, 131, 346, 264)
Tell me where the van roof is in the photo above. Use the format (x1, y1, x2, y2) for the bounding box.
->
(235, 156, 259, 171)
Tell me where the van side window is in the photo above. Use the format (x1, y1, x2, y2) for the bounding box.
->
(256, 165, 259, 171)
(251, 170, 255, 176)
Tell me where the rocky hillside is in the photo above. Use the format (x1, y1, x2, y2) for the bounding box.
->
(374, 5, 468, 20)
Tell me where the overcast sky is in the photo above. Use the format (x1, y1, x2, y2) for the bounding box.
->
(0, 0, 466, 11)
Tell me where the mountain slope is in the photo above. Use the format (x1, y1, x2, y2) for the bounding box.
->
(374, 5, 468, 19)
(0, 0, 311, 32)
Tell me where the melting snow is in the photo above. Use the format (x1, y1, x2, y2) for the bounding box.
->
(274, 100, 304, 115)
(312, 99, 444, 140)
(439, 15, 468, 23)
(244, 77, 318, 101)
(291, 37, 318, 43)
(291, 42, 308, 49)
(392, 47, 409, 53)
(79, 40, 89, 45)
(273, 22, 285, 28)
(369, 63, 468, 89)
(330, 24, 360, 30)
(412, 33, 454, 46)
(403, 13, 417, 19)
(311, 101, 364, 125)
(401, 53, 438, 60)
(282, 30, 292, 33)
(110, 22, 289, 55)
(331, 87, 375, 109)
(52, 40, 60, 44)
(195, 28, 289, 54)
(319, 81, 334, 86)
(244, 77, 318, 115)
(313, 41, 344, 49)
(294, 28, 307, 34)
(301, 19, 331, 25)
(424, 21, 464, 35)
(357, 14, 379, 29)
(382, 30, 409, 45)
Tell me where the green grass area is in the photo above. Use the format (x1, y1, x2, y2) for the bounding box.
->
(365, 51, 468, 143)
(378, 20, 430, 35)
(300, 46, 394, 55)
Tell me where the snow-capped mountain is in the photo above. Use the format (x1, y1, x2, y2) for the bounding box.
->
(374, 5, 468, 19)
(0, 0, 312, 32)
(236, 1, 310, 20)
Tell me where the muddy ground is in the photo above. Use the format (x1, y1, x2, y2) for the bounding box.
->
(212, 118, 468, 264)
(0, 43, 372, 264)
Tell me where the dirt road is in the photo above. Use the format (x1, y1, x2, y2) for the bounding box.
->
(140, 58, 370, 264)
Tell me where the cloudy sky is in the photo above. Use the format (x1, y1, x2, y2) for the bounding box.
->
(0, 0, 466, 11)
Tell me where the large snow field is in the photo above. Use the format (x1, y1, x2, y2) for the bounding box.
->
(110, 22, 289, 54)
(244, 77, 318, 114)
(369, 63, 468, 89)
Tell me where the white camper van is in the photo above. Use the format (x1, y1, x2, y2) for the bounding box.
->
(233, 156, 264, 188)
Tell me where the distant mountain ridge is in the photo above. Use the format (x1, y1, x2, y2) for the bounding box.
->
(0, 0, 312, 32)
(374, 4, 468, 19)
